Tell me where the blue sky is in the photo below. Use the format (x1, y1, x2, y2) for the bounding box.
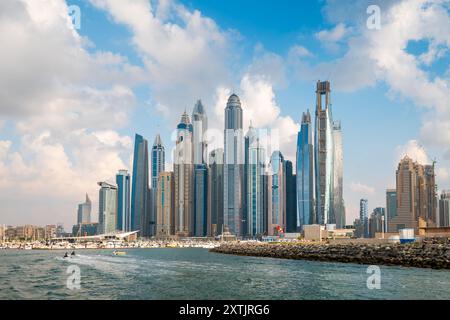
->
(0, 0, 449, 228)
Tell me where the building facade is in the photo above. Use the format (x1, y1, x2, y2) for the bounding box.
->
(156, 172, 174, 238)
(224, 94, 245, 237)
(207, 148, 224, 237)
(297, 110, 315, 230)
(77, 194, 92, 224)
(150, 134, 165, 237)
(315, 81, 335, 225)
(439, 191, 450, 227)
(388, 156, 437, 233)
(131, 134, 150, 237)
(360, 199, 369, 238)
(332, 121, 345, 228)
(386, 189, 397, 224)
(245, 126, 266, 238)
(268, 151, 286, 236)
(192, 100, 208, 237)
(116, 170, 131, 232)
(98, 181, 118, 234)
(285, 160, 297, 233)
(174, 112, 194, 237)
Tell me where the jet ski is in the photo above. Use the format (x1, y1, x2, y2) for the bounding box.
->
(71, 251, 76, 256)
(63, 252, 69, 259)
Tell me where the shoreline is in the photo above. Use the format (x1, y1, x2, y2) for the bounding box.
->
(210, 242, 450, 270)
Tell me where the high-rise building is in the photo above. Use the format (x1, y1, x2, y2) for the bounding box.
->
(77, 194, 92, 224)
(386, 189, 397, 222)
(194, 164, 208, 237)
(131, 134, 150, 237)
(150, 134, 165, 237)
(224, 94, 244, 237)
(297, 110, 315, 230)
(369, 207, 386, 238)
(98, 181, 117, 234)
(192, 100, 208, 237)
(151, 134, 165, 188)
(207, 148, 224, 237)
(388, 156, 437, 233)
(439, 190, 450, 227)
(332, 121, 345, 228)
(268, 151, 286, 236)
(156, 172, 174, 238)
(174, 112, 194, 237)
(285, 160, 297, 233)
(245, 126, 266, 237)
(315, 81, 335, 225)
(116, 170, 131, 232)
(360, 199, 369, 238)
(424, 165, 437, 226)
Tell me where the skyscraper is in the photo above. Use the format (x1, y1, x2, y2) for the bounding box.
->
(245, 126, 266, 237)
(360, 199, 369, 238)
(131, 134, 150, 237)
(98, 181, 117, 234)
(268, 151, 286, 236)
(388, 156, 437, 233)
(150, 134, 165, 237)
(151, 134, 165, 188)
(224, 94, 244, 237)
(369, 207, 386, 238)
(174, 112, 194, 237)
(297, 110, 315, 230)
(285, 160, 297, 233)
(207, 148, 224, 237)
(156, 172, 174, 238)
(315, 81, 335, 225)
(116, 170, 131, 231)
(192, 100, 208, 237)
(439, 191, 450, 227)
(77, 194, 92, 224)
(386, 189, 397, 230)
(332, 121, 345, 228)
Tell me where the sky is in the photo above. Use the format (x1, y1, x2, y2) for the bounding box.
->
(0, 0, 449, 230)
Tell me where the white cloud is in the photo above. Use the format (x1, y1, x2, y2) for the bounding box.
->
(395, 140, 430, 165)
(350, 182, 376, 195)
(315, 23, 352, 43)
(0, 0, 138, 228)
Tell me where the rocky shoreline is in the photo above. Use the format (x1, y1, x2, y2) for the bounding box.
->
(210, 242, 450, 269)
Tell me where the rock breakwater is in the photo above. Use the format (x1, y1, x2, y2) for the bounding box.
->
(210, 242, 450, 269)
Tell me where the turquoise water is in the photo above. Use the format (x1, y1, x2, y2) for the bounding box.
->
(1, 248, 450, 300)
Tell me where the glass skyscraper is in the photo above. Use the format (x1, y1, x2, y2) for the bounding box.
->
(116, 170, 131, 232)
(192, 100, 208, 237)
(224, 94, 244, 237)
(98, 181, 118, 234)
(360, 199, 369, 238)
(150, 134, 165, 237)
(296, 110, 315, 230)
(208, 148, 224, 236)
(268, 151, 286, 236)
(315, 81, 335, 225)
(285, 160, 297, 233)
(245, 126, 266, 237)
(77, 194, 92, 225)
(332, 121, 345, 228)
(174, 112, 194, 237)
(131, 134, 150, 236)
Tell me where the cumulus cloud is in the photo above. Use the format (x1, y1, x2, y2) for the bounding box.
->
(0, 0, 138, 227)
(395, 140, 430, 165)
(350, 182, 376, 195)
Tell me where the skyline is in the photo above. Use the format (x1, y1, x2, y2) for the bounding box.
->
(1, 0, 450, 229)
